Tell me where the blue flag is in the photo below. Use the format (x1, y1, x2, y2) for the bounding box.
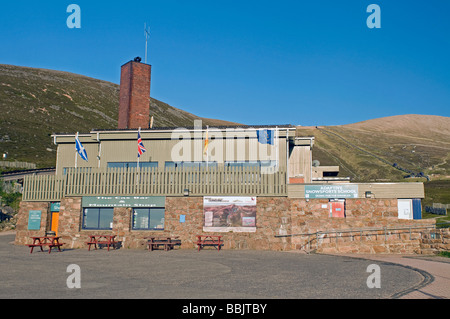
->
(257, 129, 274, 145)
(75, 135, 88, 161)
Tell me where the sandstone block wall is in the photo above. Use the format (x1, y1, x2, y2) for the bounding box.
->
(15, 196, 436, 253)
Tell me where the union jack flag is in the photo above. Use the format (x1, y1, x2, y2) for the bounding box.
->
(137, 129, 146, 157)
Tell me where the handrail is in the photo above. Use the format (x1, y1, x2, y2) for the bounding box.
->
(274, 224, 439, 238)
(275, 223, 447, 253)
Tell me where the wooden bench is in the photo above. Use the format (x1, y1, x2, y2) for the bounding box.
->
(86, 235, 117, 251)
(146, 237, 180, 251)
(196, 235, 223, 251)
(27, 236, 64, 254)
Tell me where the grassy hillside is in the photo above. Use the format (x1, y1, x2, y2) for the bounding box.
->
(296, 114, 450, 182)
(0, 64, 239, 167)
(1, 64, 449, 185)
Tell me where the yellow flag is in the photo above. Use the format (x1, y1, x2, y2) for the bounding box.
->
(203, 126, 209, 156)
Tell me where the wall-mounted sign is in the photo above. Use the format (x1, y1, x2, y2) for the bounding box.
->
(203, 196, 257, 233)
(82, 196, 165, 208)
(28, 210, 42, 230)
(50, 202, 60, 212)
(305, 185, 358, 199)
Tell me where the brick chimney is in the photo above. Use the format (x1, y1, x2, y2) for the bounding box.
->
(118, 58, 151, 129)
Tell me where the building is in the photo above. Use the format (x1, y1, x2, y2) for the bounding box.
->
(14, 58, 434, 253)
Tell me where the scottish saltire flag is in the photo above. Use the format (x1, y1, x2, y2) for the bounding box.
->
(137, 129, 146, 157)
(257, 129, 274, 145)
(75, 134, 88, 161)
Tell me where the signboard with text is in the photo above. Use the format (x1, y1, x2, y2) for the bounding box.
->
(305, 185, 358, 199)
(82, 196, 165, 208)
(27, 210, 42, 230)
(203, 196, 257, 232)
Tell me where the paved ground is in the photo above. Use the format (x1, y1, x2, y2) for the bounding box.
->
(0, 231, 448, 299)
(335, 253, 450, 299)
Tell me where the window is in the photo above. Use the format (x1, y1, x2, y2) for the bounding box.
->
(164, 161, 217, 169)
(132, 208, 165, 230)
(82, 208, 114, 230)
(107, 162, 158, 169)
(225, 161, 278, 169)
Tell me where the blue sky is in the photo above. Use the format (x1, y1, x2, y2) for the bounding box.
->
(1, 1, 449, 126)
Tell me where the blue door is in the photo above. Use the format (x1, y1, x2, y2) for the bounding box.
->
(412, 199, 422, 220)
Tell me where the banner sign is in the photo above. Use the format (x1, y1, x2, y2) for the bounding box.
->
(27, 210, 42, 230)
(305, 185, 358, 199)
(82, 196, 165, 208)
(203, 196, 257, 232)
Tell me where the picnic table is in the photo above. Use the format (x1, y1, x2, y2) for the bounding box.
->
(196, 235, 223, 251)
(86, 234, 117, 251)
(27, 236, 64, 254)
(145, 236, 180, 251)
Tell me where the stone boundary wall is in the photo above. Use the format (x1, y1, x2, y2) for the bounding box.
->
(15, 197, 435, 253)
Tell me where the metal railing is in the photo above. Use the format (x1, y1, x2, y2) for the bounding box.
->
(22, 166, 287, 201)
(276, 223, 449, 252)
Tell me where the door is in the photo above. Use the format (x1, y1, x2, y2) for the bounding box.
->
(330, 200, 345, 218)
(398, 199, 413, 220)
(51, 212, 59, 236)
(412, 199, 422, 220)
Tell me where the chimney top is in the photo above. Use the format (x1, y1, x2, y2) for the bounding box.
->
(117, 59, 152, 129)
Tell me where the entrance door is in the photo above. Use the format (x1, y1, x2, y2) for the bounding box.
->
(398, 199, 413, 220)
(51, 212, 59, 236)
(330, 200, 345, 218)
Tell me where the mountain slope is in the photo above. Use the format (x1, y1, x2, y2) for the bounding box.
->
(297, 115, 450, 181)
(1, 64, 449, 182)
(0, 64, 240, 167)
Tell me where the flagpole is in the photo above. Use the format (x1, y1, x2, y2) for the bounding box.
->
(137, 127, 140, 171)
(276, 126, 279, 169)
(206, 125, 209, 169)
(137, 127, 141, 186)
(75, 132, 78, 169)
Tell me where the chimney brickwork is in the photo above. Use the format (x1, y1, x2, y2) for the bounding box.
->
(118, 60, 151, 129)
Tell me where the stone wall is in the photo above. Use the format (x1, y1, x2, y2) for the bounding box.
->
(15, 196, 436, 253)
(14, 201, 50, 245)
(289, 198, 435, 254)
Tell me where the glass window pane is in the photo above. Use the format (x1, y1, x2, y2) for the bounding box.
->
(182, 162, 199, 168)
(133, 208, 150, 229)
(98, 208, 114, 229)
(149, 208, 165, 230)
(165, 161, 176, 168)
(107, 162, 125, 168)
(83, 208, 99, 229)
(140, 162, 158, 168)
(243, 162, 259, 168)
(200, 162, 217, 168)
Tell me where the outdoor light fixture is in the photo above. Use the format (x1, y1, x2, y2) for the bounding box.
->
(365, 191, 373, 198)
(183, 189, 189, 196)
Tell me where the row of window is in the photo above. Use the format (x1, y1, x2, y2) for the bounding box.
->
(64, 161, 278, 174)
(107, 161, 278, 169)
(82, 207, 165, 230)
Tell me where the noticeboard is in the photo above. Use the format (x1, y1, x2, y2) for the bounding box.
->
(203, 196, 257, 232)
(28, 210, 42, 230)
